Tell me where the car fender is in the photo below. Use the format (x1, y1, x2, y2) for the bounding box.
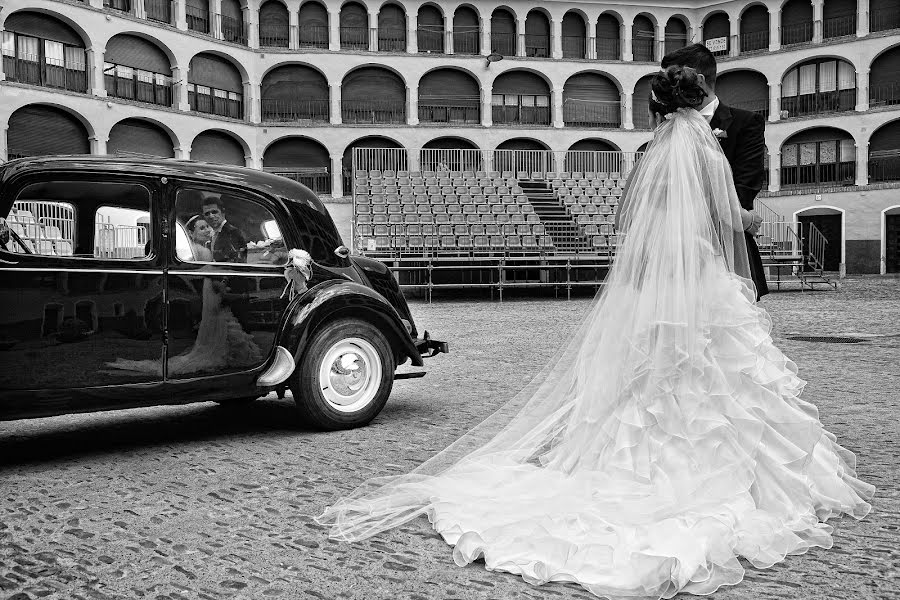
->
(276, 279, 424, 368)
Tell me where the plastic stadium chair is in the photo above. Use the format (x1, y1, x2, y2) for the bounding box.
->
(373, 214, 389, 224)
(423, 235, 438, 249)
(486, 224, 501, 236)
(457, 235, 473, 250)
(540, 235, 554, 249)
(372, 205, 387, 215)
(584, 204, 598, 214)
(502, 223, 517, 235)
(435, 214, 451, 224)
(511, 214, 526, 224)
(516, 224, 531, 235)
(496, 214, 510, 224)
(526, 214, 540, 223)
(358, 224, 373, 237)
(440, 235, 456, 250)
(570, 205, 583, 214)
(467, 214, 481, 224)
(447, 204, 462, 214)
(420, 214, 435, 224)
(522, 235, 538, 251)
(403, 214, 419, 224)
(501, 171, 513, 179)
(477, 204, 491, 214)
(592, 235, 608, 249)
(521, 205, 534, 214)
(388, 214, 403, 225)
(585, 224, 599, 236)
(432, 205, 447, 214)
(532, 224, 545, 235)
(559, 172, 571, 179)
(480, 214, 495, 224)
(451, 214, 466, 225)
(357, 213, 372, 224)
(462, 204, 477, 215)
(506, 235, 522, 250)
(489, 235, 505, 251)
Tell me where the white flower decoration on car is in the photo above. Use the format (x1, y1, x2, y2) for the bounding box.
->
(282, 248, 313, 299)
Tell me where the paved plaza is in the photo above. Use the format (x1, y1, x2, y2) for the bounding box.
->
(1, 277, 898, 600)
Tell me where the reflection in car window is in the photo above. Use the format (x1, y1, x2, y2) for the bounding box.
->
(174, 187, 286, 265)
(7, 181, 151, 259)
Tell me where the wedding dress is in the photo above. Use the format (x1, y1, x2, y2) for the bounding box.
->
(107, 243, 262, 376)
(316, 109, 874, 599)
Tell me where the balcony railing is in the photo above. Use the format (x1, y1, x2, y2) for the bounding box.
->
(104, 0, 133, 14)
(453, 29, 479, 54)
(740, 30, 769, 53)
(492, 101, 551, 126)
(267, 169, 332, 195)
(664, 35, 687, 56)
(217, 14, 248, 45)
(491, 32, 516, 56)
(563, 100, 621, 128)
(145, 0, 174, 24)
(595, 36, 620, 60)
(299, 24, 328, 48)
(562, 36, 586, 59)
(781, 161, 855, 188)
(780, 21, 814, 46)
(261, 98, 329, 122)
(729, 98, 769, 119)
(823, 14, 856, 38)
(870, 82, 900, 108)
(342, 100, 406, 124)
(868, 153, 900, 183)
(104, 63, 173, 106)
(2, 36, 88, 94)
(632, 37, 654, 61)
(417, 27, 444, 53)
(259, 23, 290, 47)
(781, 90, 856, 118)
(633, 98, 651, 129)
(525, 34, 550, 58)
(418, 102, 480, 125)
(186, 5, 210, 33)
(870, 7, 900, 32)
(188, 84, 244, 119)
(340, 26, 368, 50)
(378, 27, 406, 52)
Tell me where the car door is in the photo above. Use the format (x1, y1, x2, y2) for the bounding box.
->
(0, 173, 166, 417)
(164, 181, 292, 399)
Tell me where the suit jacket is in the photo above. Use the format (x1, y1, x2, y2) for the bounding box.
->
(212, 221, 248, 263)
(709, 102, 770, 300)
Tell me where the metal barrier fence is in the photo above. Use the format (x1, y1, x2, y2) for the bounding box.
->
(8, 201, 76, 255)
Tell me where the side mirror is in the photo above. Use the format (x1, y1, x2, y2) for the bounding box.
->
(334, 245, 350, 259)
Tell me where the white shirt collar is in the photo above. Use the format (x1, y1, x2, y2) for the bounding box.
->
(699, 95, 720, 121)
(213, 219, 227, 233)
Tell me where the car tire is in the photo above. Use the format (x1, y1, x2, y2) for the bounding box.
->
(291, 318, 395, 430)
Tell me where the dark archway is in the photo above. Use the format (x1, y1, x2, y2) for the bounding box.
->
(781, 127, 855, 188)
(259, 1, 289, 47)
(781, 0, 813, 45)
(342, 67, 406, 124)
(664, 17, 687, 55)
(565, 139, 621, 173)
(798, 209, 843, 271)
(781, 57, 856, 118)
(870, 46, 900, 107)
(740, 5, 769, 53)
(868, 119, 900, 182)
(421, 137, 482, 171)
(104, 34, 173, 106)
(632, 74, 655, 129)
(702, 12, 730, 57)
(417, 4, 444, 53)
(186, 0, 210, 33)
(378, 3, 406, 51)
(343, 136, 408, 183)
(563, 72, 620, 127)
(191, 130, 246, 165)
(7, 105, 90, 158)
(418, 69, 480, 125)
(492, 70, 551, 126)
(490, 8, 516, 56)
(261, 64, 329, 122)
(494, 138, 551, 175)
(109, 119, 174, 157)
(453, 6, 480, 54)
(596, 13, 620, 60)
(823, 0, 857, 38)
(562, 11, 586, 59)
(871, 0, 900, 32)
(188, 52, 244, 119)
(3, 11, 88, 93)
(716, 70, 769, 117)
(632, 14, 655, 62)
(525, 10, 550, 57)
(219, 0, 246, 45)
(264, 137, 331, 194)
(299, 1, 329, 48)
(339, 2, 368, 50)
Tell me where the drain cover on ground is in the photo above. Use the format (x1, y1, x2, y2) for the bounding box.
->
(787, 335, 867, 344)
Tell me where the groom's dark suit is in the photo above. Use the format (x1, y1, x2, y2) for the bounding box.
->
(709, 102, 770, 300)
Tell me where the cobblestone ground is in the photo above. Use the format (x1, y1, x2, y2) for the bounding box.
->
(1, 277, 898, 600)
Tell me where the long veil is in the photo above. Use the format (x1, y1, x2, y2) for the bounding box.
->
(316, 110, 872, 596)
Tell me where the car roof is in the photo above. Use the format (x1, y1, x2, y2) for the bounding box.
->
(0, 155, 329, 214)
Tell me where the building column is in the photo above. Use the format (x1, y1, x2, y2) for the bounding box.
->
(769, 82, 781, 122)
(855, 143, 868, 186)
(516, 17, 526, 56)
(289, 9, 300, 49)
(551, 19, 562, 59)
(329, 11, 340, 51)
(481, 89, 493, 127)
(331, 154, 344, 199)
(623, 92, 634, 129)
(407, 14, 418, 53)
(176, 0, 188, 30)
(656, 23, 665, 62)
(552, 89, 564, 128)
(586, 35, 596, 60)
(769, 8, 780, 51)
(768, 148, 780, 192)
(245, 6, 259, 48)
(174, 66, 190, 110)
(445, 16, 454, 54)
(856, 69, 869, 111)
(246, 82, 259, 122)
(174, 145, 190, 160)
(729, 16, 740, 57)
(368, 10, 378, 51)
(481, 18, 491, 56)
(90, 48, 107, 98)
(812, 0, 824, 43)
(89, 135, 107, 156)
(407, 86, 418, 125)
(621, 22, 632, 61)
(857, 0, 870, 36)
(330, 84, 342, 124)
(1, 126, 8, 160)
(211, 0, 224, 39)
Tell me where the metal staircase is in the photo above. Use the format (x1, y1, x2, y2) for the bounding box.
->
(756, 201, 836, 291)
(518, 180, 586, 254)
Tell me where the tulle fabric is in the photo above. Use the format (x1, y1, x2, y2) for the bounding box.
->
(316, 109, 874, 599)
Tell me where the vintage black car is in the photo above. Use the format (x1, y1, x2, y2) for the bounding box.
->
(0, 156, 446, 430)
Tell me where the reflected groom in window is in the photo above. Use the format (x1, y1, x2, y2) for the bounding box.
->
(201, 197, 247, 263)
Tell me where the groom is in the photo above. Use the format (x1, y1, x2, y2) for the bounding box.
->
(661, 44, 769, 300)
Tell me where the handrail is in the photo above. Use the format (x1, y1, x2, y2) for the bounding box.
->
(806, 222, 828, 273)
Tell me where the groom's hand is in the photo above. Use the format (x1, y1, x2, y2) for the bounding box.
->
(741, 209, 763, 235)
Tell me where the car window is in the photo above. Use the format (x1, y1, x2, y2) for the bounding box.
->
(5, 180, 151, 259)
(174, 187, 286, 265)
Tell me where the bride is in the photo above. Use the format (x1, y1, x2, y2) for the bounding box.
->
(316, 66, 875, 599)
(107, 215, 262, 376)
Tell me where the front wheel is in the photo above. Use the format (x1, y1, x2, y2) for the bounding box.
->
(291, 318, 396, 430)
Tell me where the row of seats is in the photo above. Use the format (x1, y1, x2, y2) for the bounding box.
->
(359, 184, 527, 196)
(364, 234, 556, 253)
(358, 170, 534, 180)
(359, 223, 549, 238)
(358, 203, 535, 216)
(357, 195, 531, 206)
(6, 217, 75, 256)
(357, 213, 541, 225)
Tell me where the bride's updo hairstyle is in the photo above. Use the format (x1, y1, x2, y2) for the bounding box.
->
(648, 65, 708, 117)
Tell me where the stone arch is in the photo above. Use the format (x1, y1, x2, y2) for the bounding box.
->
(780, 57, 857, 119)
(417, 3, 445, 53)
(490, 7, 517, 56)
(104, 33, 175, 107)
(563, 71, 622, 128)
(298, 0, 329, 48)
(794, 205, 846, 270)
(339, 1, 368, 50)
(868, 118, 900, 183)
(561, 10, 587, 59)
(780, 0, 814, 45)
(191, 130, 249, 166)
(263, 136, 332, 194)
(259, 0, 289, 47)
(452, 5, 481, 54)
(418, 68, 481, 125)
(492, 69, 552, 126)
(780, 126, 856, 188)
(595, 11, 621, 60)
(108, 118, 176, 158)
(378, 2, 407, 52)
(341, 66, 407, 124)
(739, 3, 769, 53)
(7, 104, 92, 158)
(565, 138, 623, 173)
(187, 51, 246, 119)
(632, 73, 656, 130)
(494, 138, 552, 175)
(3, 10, 90, 93)
(701, 10, 731, 57)
(632, 13, 656, 62)
(261, 63, 330, 122)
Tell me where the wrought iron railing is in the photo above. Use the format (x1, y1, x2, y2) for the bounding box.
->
(188, 84, 244, 119)
(631, 37, 654, 61)
(3, 49, 88, 94)
(339, 26, 368, 49)
(145, 0, 173, 24)
(104, 0, 133, 14)
(730, 98, 769, 118)
(342, 100, 406, 124)
(217, 14, 248, 45)
(595, 36, 619, 60)
(563, 100, 621, 128)
(259, 23, 290, 47)
(104, 63, 174, 106)
(823, 13, 856, 38)
(780, 21, 814, 45)
(452, 29, 479, 54)
(562, 36, 586, 59)
(870, 7, 900, 32)
(261, 98, 329, 122)
(299, 24, 329, 48)
(378, 26, 406, 51)
(868, 154, 900, 182)
(780, 90, 856, 118)
(492, 102, 551, 126)
(418, 102, 480, 124)
(740, 30, 769, 53)
(870, 82, 900, 107)
(491, 32, 516, 55)
(806, 222, 827, 273)
(525, 34, 550, 58)
(781, 160, 856, 188)
(186, 5, 210, 33)
(417, 26, 444, 53)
